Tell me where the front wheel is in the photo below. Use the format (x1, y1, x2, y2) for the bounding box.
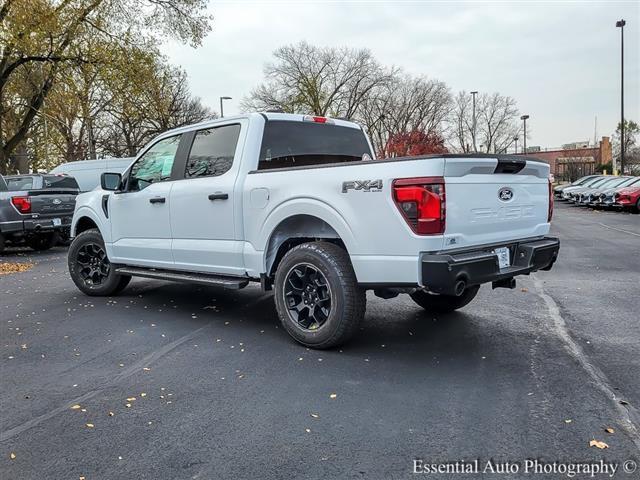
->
(410, 285, 480, 313)
(68, 228, 131, 296)
(274, 242, 366, 349)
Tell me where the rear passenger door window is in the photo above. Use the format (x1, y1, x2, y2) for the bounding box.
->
(185, 125, 241, 178)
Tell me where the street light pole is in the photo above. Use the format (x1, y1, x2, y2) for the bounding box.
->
(616, 19, 626, 174)
(471, 91, 478, 152)
(520, 115, 529, 153)
(513, 136, 519, 155)
(219, 96, 232, 118)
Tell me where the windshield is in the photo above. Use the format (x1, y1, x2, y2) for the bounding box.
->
(5, 176, 34, 190)
(616, 177, 639, 188)
(627, 178, 640, 187)
(258, 120, 372, 170)
(573, 176, 596, 186)
(599, 177, 629, 189)
(584, 177, 609, 188)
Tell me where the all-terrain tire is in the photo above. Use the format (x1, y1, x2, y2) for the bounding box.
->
(68, 228, 131, 296)
(274, 242, 366, 349)
(410, 285, 480, 313)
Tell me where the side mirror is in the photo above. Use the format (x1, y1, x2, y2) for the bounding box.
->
(101, 172, 122, 191)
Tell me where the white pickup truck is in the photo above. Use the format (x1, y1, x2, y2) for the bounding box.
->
(68, 113, 559, 348)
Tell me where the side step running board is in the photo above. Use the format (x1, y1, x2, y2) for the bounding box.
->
(115, 266, 249, 290)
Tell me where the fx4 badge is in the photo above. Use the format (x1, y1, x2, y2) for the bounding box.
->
(342, 179, 383, 193)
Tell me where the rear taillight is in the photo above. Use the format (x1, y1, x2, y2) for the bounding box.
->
(548, 178, 554, 222)
(11, 196, 31, 214)
(392, 177, 445, 235)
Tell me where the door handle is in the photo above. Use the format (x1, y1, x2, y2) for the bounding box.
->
(149, 197, 166, 204)
(208, 193, 229, 201)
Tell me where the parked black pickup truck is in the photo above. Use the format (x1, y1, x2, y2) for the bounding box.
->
(0, 174, 79, 253)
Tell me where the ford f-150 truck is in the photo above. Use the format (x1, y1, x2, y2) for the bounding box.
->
(1, 174, 79, 253)
(67, 113, 559, 348)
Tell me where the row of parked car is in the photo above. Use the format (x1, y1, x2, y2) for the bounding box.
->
(553, 174, 640, 212)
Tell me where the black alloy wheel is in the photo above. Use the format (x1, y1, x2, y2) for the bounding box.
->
(76, 242, 110, 286)
(283, 263, 332, 331)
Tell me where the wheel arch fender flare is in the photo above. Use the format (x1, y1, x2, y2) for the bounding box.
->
(258, 198, 358, 275)
(71, 206, 106, 240)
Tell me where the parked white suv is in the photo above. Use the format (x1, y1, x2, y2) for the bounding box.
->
(68, 113, 559, 348)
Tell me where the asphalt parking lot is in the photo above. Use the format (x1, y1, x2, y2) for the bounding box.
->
(1, 202, 639, 479)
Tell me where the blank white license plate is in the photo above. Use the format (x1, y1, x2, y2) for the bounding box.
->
(52, 218, 62, 227)
(493, 247, 511, 269)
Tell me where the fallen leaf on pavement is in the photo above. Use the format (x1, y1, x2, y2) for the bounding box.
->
(143, 367, 151, 371)
(521, 288, 528, 292)
(108, 412, 114, 417)
(85, 423, 94, 428)
(126, 397, 136, 402)
(71, 404, 82, 410)
(605, 427, 615, 434)
(564, 419, 572, 423)
(310, 413, 319, 418)
(0, 262, 34, 275)
(589, 439, 608, 449)
(329, 393, 337, 399)
(10, 452, 16, 460)
(140, 393, 147, 397)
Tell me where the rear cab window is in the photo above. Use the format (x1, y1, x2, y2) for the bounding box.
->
(0, 176, 7, 192)
(258, 120, 372, 171)
(42, 175, 80, 190)
(5, 176, 35, 190)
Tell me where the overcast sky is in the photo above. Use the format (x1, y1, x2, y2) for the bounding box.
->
(164, 1, 639, 148)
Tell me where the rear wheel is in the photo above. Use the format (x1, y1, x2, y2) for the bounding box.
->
(27, 232, 59, 251)
(410, 285, 480, 313)
(274, 242, 366, 349)
(0, 233, 5, 254)
(68, 228, 131, 296)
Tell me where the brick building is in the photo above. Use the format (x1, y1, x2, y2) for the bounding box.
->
(519, 137, 612, 181)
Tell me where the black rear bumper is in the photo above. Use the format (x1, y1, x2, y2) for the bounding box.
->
(0, 215, 73, 234)
(420, 237, 560, 295)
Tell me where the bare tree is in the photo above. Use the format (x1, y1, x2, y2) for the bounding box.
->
(449, 91, 521, 154)
(358, 75, 451, 157)
(241, 42, 396, 118)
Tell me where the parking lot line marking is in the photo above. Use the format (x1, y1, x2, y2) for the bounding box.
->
(532, 275, 640, 450)
(0, 322, 213, 443)
(596, 222, 640, 238)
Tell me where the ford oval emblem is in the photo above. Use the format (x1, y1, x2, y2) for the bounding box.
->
(498, 187, 513, 202)
(52, 198, 62, 205)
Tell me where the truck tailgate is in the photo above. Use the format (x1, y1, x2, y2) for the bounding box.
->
(28, 190, 77, 216)
(442, 157, 550, 250)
